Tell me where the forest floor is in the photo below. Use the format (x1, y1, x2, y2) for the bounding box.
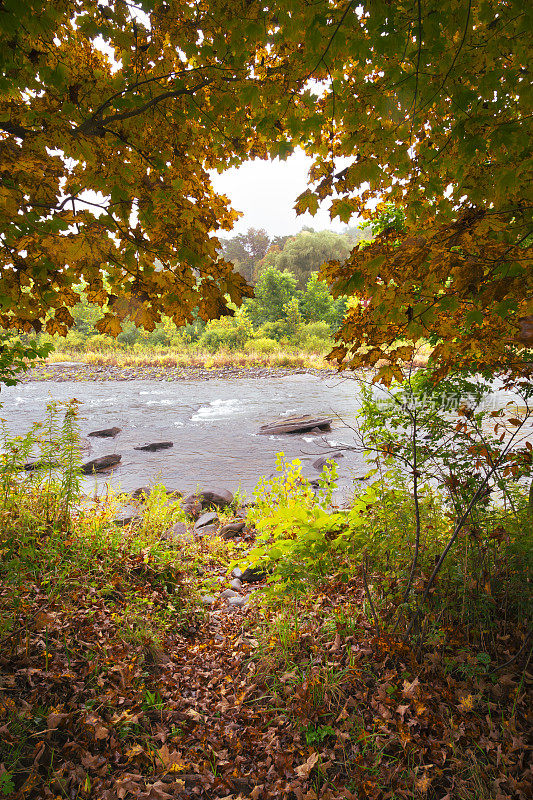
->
(1, 491, 531, 800)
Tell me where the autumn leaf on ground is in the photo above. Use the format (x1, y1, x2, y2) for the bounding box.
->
(296, 752, 319, 778)
(156, 744, 191, 773)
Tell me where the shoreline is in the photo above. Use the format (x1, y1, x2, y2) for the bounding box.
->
(21, 362, 352, 383)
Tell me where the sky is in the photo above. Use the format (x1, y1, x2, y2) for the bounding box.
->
(211, 149, 353, 238)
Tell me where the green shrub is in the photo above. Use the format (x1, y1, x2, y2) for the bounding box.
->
(245, 337, 278, 354)
(296, 321, 332, 341)
(199, 317, 250, 351)
(298, 335, 330, 353)
(86, 334, 122, 352)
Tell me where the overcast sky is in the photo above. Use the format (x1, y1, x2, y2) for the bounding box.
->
(211, 148, 353, 238)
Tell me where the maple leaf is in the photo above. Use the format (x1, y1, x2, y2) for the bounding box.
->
(295, 752, 319, 778)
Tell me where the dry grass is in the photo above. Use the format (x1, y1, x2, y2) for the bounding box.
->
(44, 347, 332, 371)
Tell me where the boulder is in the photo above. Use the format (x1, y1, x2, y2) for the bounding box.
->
(227, 595, 248, 609)
(201, 595, 215, 606)
(183, 488, 233, 510)
(219, 520, 245, 539)
(131, 486, 150, 500)
(221, 589, 239, 599)
(240, 565, 267, 583)
(113, 505, 141, 526)
(81, 454, 121, 474)
(133, 442, 173, 452)
(195, 523, 219, 536)
(312, 451, 344, 471)
(258, 415, 332, 436)
(88, 426, 121, 438)
(24, 459, 59, 471)
(230, 578, 243, 591)
(194, 511, 219, 531)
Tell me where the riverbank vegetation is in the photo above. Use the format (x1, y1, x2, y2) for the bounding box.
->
(1, 392, 531, 799)
(5, 227, 360, 370)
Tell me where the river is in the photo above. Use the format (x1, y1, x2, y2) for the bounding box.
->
(0, 374, 369, 499)
(1, 373, 530, 501)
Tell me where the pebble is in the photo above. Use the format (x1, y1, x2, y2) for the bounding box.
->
(201, 595, 215, 606)
(227, 595, 247, 608)
(22, 364, 350, 384)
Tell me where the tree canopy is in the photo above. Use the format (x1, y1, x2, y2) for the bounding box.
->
(1, 0, 531, 379)
(260, 230, 352, 288)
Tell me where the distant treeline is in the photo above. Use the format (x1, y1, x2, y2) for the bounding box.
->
(7, 227, 372, 356)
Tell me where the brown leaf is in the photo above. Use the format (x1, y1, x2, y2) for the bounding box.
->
(296, 752, 319, 778)
(402, 677, 420, 700)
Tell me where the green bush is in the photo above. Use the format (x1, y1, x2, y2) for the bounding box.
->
(297, 321, 331, 341)
(199, 318, 249, 351)
(298, 335, 329, 353)
(86, 334, 122, 352)
(245, 337, 278, 354)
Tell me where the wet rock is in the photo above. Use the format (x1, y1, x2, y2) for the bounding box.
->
(113, 506, 141, 526)
(88, 426, 121, 438)
(312, 451, 344, 471)
(219, 520, 245, 539)
(133, 441, 173, 452)
(184, 488, 233, 510)
(258, 415, 332, 436)
(195, 511, 219, 530)
(240, 565, 267, 583)
(230, 578, 243, 591)
(24, 459, 59, 471)
(81, 454, 121, 474)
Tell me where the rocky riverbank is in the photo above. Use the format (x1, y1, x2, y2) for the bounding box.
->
(21, 362, 352, 382)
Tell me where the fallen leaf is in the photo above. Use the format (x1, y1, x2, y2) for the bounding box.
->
(296, 752, 319, 778)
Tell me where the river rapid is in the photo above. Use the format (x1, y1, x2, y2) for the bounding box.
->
(1, 373, 530, 501)
(0, 374, 369, 499)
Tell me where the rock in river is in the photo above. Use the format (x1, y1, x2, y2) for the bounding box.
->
(312, 451, 344, 471)
(258, 415, 332, 436)
(81, 454, 121, 474)
(133, 441, 174, 452)
(88, 426, 122, 438)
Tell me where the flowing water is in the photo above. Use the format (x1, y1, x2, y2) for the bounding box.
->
(0, 374, 530, 500)
(0, 374, 368, 498)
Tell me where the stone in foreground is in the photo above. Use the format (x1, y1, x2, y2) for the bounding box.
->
(113, 505, 141, 526)
(240, 565, 267, 583)
(88, 426, 122, 438)
(219, 520, 245, 539)
(258, 415, 332, 436)
(183, 488, 234, 510)
(81, 454, 121, 474)
(194, 511, 219, 530)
